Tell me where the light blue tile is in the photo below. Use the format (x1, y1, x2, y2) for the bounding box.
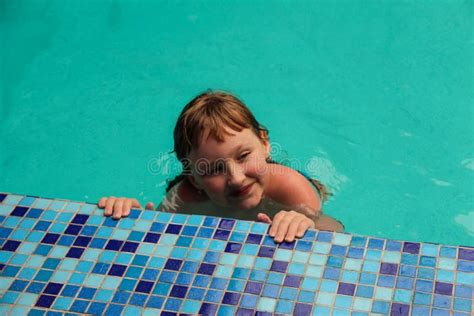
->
(234, 220, 251, 232)
(257, 297, 277, 312)
(0, 204, 14, 216)
(34, 198, 52, 209)
(241, 244, 258, 256)
(302, 277, 319, 291)
(209, 240, 225, 251)
(3, 195, 22, 205)
(187, 214, 204, 226)
(79, 204, 96, 214)
(251, 222, 268, 234)
(181, 299, 200, 313)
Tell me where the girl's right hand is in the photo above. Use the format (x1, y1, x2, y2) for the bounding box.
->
(98, 197, 155, 219)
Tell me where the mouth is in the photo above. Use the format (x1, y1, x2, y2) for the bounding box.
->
(230, 183, 254, 197)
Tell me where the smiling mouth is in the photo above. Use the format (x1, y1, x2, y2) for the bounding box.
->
(230, 183, 254, 197)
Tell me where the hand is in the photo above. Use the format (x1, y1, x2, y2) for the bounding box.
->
(257, 210, 315, 243)
(98, 196, 154, 219)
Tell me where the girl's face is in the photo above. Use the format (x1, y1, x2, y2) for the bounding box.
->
(188, 127, 271, 210)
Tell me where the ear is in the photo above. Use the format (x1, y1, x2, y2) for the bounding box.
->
(260, 130, 271, 158)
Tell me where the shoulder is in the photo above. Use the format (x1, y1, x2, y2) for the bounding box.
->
(265, 164, 321, 211)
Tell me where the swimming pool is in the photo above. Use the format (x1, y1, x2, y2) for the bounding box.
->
(0, 0, 472, 246)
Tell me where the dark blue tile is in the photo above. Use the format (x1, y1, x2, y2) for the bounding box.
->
(43, 282, 63, 295)
(66, 247, 84, 259)
(135, 280, 154, 293)
(225, 242, 242, 253)
(283, 275, 302, 287)
(294, 303, 312, 315)
(109, 264, 127, 276)
(199, 303, 218, 315)
(165, 259, 183, 271)
(1, 240, 21, 251)
(198, 263, 216, 275)
(246, 233, 263, 244)
(122, 241, 139, 253)
(0, 193, 6, 202)
(213, 229, 230, 241)
(218, 218, 235, 230)
(170, 285, 188, 298)
(245, 281, 263, 294)
(144, 232, 161, 243)
(35, 294, 56, 308)
(73, 236, 92, 247)
(71, 214, 89, 224)
(270, 260, 288, 273)
(105, 239, 123, 251)
(11, 206, 29, 217)
(257, 246, 275, 258)
(166, 224, 182, 234)
(222, 291, 240, 305)
(278, 241, 295, 250)
(64, 224, 82, 235)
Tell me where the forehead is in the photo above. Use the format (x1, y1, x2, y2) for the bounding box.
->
(190, 127, 258, 161)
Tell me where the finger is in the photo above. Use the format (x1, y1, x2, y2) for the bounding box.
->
(274, 215, 295, 243)
(104, 197, 116, 216)
(257, 213, 272, 224)
(98, 197, 107, 208)
(131, 198, 142, 208)
(145, 202, 154, 210)
(284, 217, 303, 243)
(296, 218, 314, 238)
(112, 198, 125, 219)
(122, 199, 132, 217)
(269, 211, 286, 236)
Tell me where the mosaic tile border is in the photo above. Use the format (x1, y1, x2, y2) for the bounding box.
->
(0, 192, 472, 315)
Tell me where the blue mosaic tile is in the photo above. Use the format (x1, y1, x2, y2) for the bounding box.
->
(0, 192, 473, 315)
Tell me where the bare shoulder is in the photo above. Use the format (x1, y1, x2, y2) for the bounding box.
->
(266, 164, 321, 211)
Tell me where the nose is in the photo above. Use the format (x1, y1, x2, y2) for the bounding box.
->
(227, 161, 246, 187)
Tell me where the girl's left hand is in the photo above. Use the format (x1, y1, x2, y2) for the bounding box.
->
(257, 210, 315, 243)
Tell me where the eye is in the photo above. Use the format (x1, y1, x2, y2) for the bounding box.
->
(238, 152, 250, 162)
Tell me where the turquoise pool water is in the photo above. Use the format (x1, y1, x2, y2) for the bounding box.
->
(0, 0, 472, 246)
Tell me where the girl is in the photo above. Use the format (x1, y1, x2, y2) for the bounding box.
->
(98, 91, 343, 243)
